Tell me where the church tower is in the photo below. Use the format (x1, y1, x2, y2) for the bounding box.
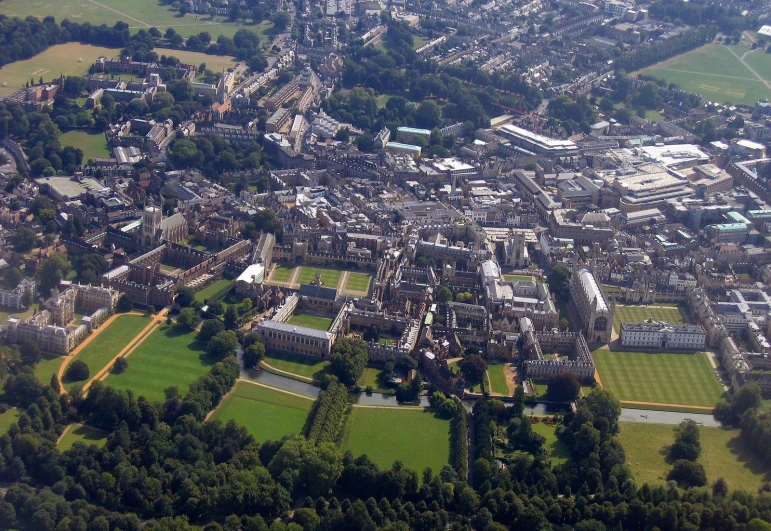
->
(142, 198, 163, 248)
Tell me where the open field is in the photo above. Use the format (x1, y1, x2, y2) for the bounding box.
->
(618, 422, 771, 491)
(635, 43, 771, 105)
(297, 266, 342, 287)
(34, 354, 66, 384)
(0, 43, 118, 98)
(593, 350, 724, 408)
(263, 351, 329, 379)
(153, 48, 236, 72)
(613, 305, 684, 332)
(487, 363, 511, 395)
(195, 279, 234, 304)
(64, 314, 150, 389)
(210, 382, 313, 442)
(345, 273, 370, 292)
(0, 0, 272, 40)
(59, 130, 111, 161)
(105, 325, 213, 403)
(339, 407, 450, 475)
(531, 422, 569, 467)
(57, 424, 108, 451)
(0, 408, 19, 436)
(287, 314, 333, 331)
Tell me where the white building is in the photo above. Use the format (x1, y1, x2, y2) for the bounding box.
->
(620, 322, 706, 351)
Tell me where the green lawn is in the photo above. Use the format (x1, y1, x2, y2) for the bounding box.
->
(376, 94, 392, 108)
(0, 408, 20, 436)
(344, 272, 371, 292)
(59, 130, 111, 161)
(593, 350, 724, 407)
(531, 422, 569, 467)
(153, 47, 236, 72)
(357, 366, 392, 392)
(271, 264, 294, 282)
(297, 266, 342, 288)
(618, 422, 771, 492)
(636, 43, 771, 105)
(34, 354, 66, 385)
(287, 314, 333, 331)
(340, 408, 450, 475)
(0, 306, 34, 324)
(195, 279, 234, 304)
(487, 363, 511, 396)
(263, 351, 329, 379)
(210, 382, 313, 443)
(613, 305, 685, 332)
(104, 325, 213, 403)
(57, 424, 108, 452)
(503, 275, 533, 282)
(64, 314, 150, 389)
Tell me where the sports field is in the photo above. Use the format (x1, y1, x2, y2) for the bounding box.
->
(297, 266, 342, 287)
(593, 350, 724, 408)
(0, 0, 270, 40)
(0, 43, 118, 98)
(59, 130, 111, 161)
(194, 279, 234, 304)
(0, 408, 19, 436)
(57, 424, 108, 451)
(105, 325, 213, 403)
(339, 407, 450, 475)
(263, 351, 329, 379)
(64, 314, 150, 390)
(618, 422, 771, 491)
(210, 382, 313, 442)
(287, 314, 333, 331)
(531, 422, 569, 467)
(613, 305, 684, 332)
(636, 43, 771, 105)
(487, 363, 511, 395)
(345, 272, 370, 292)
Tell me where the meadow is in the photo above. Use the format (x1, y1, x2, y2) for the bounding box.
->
(209, 382, 313, 442)
(287, 314, 333, 331)
(0, 408, 20, 436)
(104, 325, 213, 403)
(339, 407, 450, 475)
(64, 314, 150, 389)
(635, 43, 771, 105)
(487, 363, 511, 396)
(613, 305, 685, 332)
(593, 349, 724, 408)
(531, 421, 569, 467)
(262, 351, 329, 379)
(59, 130, 111, 161)
(618, 422, 771, 492)
(57, 424, 108, 451)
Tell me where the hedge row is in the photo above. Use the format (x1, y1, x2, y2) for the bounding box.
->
(450, 401, 469, 480)
(305, 381, 348, 445)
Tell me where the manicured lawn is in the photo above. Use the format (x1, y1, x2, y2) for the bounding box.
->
(195, 279, 234, 304)
(593, 350, 724, 407)
(339, 408, 450, 475)
(531, 422, 569, 467)
(34, 354, 66, 385)
(287, 314, 333, 331)
(613, 305, 685, 332)
(64, 314, 150, 389)
(59, 130, 111, 161)
(297, 266, 343, 288)
(503, 275, 533, 282)
(344, 272, 371, 292)
(153, 48, 236, 72)
(0, 408, 19, 436)
(487, 363, 511, 396)
(57, 424, 108, 451)
(618, 422, 771, 492)
(263, 351, 329, 378)
(357, 366, 391, 392)
(271, 264, 295, 282)
(210, 382, 313, 442)
(104, 325, 213, 403)
(0, 306, 33, 324)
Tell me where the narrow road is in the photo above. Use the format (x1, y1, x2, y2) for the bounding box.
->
(726, 46, 771, 92)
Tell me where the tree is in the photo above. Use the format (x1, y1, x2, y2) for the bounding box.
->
(668, 459, 707, 488)
(458, 354, 487, 385)
(362, 325, 381, 343)
(329, 338, 368, 386)
(712, 477, 729, 497)
(176, 286, 196, 308)
(117, 294, 133, 313)
(207, 330, 238, 359)
(37, 254, 71, 293)
(415, 100, 442, 129)
(112, 357, 129, 374)
(396, 371, 422, 402)
(49, 373, 60, 394)
(243, 341, 265, 368)
(547, 372, 581, 402)
(271, 11, 291, 32)
(224, 305, 239, 330)
(11, 227, 37, 252)
(199, 319, 225, 342)
(65, 360, 90, 382)
(437, 286, 453, 304)
(558, 318, 570, 331)
(733, 382, 761, 415)
(252, 209, 283, 236)
(20, 341, 41, 365)
(176, 308, 201, 331)
(3, 267, 23, 289)
(547, 265, 570, 302)
(670, 419, 701, 461)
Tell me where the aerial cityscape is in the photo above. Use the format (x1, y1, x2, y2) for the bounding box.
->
(0, 0, 770, 527)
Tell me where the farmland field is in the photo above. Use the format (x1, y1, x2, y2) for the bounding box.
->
(593, 349, 724, 408)
(339, 407, 450, 475)
(210, 382, 313, 442)
(57, 424, 108, 451)
(635, 43, 771, 105)
(59, 130, 111, 161)
(344, 272, 371, 292)
(531, 422, 569, 467)
(618, 422, 771, 491)
(104, 325, 213, 403)
(263, 350, 329, 379)
(613, 305, 685, 332)
(64, 314, 150, 389)
(287, 314, 333, 331)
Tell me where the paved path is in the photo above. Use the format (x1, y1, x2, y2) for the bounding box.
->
(338, 271, 349, 292)
(726, 46, 771, 92)
(620, 399, 713, 411)
(652, 67, 756, 81)
(85, 0, 150, 27)
(56, 424, 74, 445)
(706, 350, 731, 391)
(237, 377, 315, 400)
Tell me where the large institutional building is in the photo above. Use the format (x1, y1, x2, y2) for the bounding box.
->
(140, 199, 188, 248)
(620, 322, 706, 351)
(570, 268, 615, 343)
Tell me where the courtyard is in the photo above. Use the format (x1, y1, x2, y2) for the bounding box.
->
(612, 304, 686, 332)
